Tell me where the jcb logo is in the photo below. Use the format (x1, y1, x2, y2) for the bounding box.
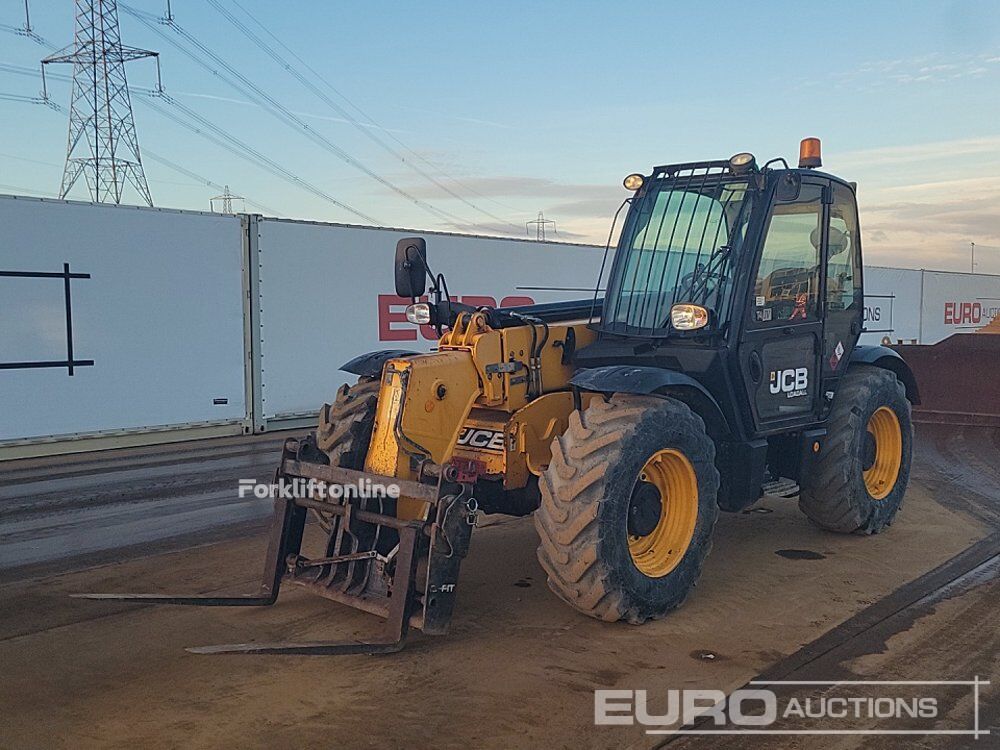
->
(456, 427, 506, 452)
(769, 367, 809, 397)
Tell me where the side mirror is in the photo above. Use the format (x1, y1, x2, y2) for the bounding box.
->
(775, 171, 801, 202)
(394, 237, 427, 298)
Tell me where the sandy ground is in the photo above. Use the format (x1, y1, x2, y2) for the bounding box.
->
(0, 426, 996, 749)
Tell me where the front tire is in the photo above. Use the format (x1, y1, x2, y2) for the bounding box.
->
(316, 376, 380, 464)
(534, 394, 720, 624)
(311, 377, 381, 530)
(799, 366, 912, 534)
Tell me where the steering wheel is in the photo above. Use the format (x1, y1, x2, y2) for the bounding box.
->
(681, 267, 724, 296)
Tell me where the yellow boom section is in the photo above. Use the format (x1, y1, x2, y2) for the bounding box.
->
(366, 349, 482, 476)
(365, 311, 597, 515)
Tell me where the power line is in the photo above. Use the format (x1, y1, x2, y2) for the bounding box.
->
(142, 150, 279, 216)
(9, 3, 513, 230)
(138, 91, 380, 223)
(120, 3, 472, 229)
(4, 59, 356, 220)
(0, 181, 53, 196)
(0, 8, 55, 48)
(1, 83, 283, 217)
(227, 0, 523, 217)
(208, 0, 519, 233)
(0, 61, 54, 75)
(0, 90, 52, 107)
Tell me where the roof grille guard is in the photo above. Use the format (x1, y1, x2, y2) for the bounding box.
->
(600, 161, 752, 337)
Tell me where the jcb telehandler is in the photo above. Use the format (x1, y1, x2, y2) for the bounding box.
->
(82, 138, 918, 654)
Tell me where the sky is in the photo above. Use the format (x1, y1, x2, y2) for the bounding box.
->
(0, 0, 998, 274)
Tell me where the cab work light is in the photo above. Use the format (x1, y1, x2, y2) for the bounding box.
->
(623, 173, 644, 191)
(728, 152, 756, 174)
(406, 302, 432, 325)
(670, 303, 709, 330)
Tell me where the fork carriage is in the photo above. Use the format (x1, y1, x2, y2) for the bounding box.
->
(79, 435, 480, 655)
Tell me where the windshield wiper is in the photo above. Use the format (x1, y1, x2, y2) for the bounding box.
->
(659, 244, 733, 329)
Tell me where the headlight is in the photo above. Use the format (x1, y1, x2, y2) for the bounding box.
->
(623, 173, 644, 191)
(406, 302, 432, 325)
(670, 303, 709, 331)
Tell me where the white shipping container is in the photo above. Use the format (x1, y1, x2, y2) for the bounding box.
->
(919, 269, 1000, 343)
(860, 266, 923, 344)
(0, 195, 247, 443)
(3, 194, 999, 451)
(253, 218, 605, 424)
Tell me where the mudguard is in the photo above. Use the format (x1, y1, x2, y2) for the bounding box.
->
(850, 345, 920, 404)
(341, 349, 421, 378)
(570, 365, 730, 436)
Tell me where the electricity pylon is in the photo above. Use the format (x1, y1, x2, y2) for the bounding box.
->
(210, 185, 245, 214)
(42, 0, 160, 206)
(526, 211, 556, 241)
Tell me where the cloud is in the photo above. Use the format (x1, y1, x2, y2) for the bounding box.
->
(384, 132, 1000, 272)
(859, 179, 1000, 272)
(442, 220, 590, 241)
(399, 174, 613, 201)
(392, 104, 516, 131)
(169, 90, 411, 133)
(381, 174, 626, 243)
(827, 133, 1000, 273)
(834, 136, 1000, 169)
(547, 195, 624, 218)
(864, 196, 1000, 239)
(793, 49, 1000, 93)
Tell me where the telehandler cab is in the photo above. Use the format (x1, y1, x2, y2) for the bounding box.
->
(81, 138, 918, 654)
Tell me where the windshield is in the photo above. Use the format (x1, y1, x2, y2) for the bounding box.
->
(602, 177, 753, 334)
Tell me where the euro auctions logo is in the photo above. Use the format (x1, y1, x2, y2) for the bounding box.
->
(596, 688, 781, 727)
(944, 301, 1000, 327)
(595, 678, 991, 739)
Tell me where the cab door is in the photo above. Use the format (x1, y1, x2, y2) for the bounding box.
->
(820, 182, 864, 398)
(738, 180, 827, 433)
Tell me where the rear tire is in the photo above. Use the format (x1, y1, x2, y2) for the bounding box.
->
(799, 366, 912, 534)
(534, 394, 720, 624)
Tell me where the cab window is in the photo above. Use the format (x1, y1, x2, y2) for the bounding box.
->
(822, 183, 863, 375)
(826, 183, 861, 313)
(752, 184, 823, 324)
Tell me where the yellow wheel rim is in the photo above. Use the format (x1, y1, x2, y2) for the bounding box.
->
(627, 449, 699, 578)
(863, 406, 902, 500)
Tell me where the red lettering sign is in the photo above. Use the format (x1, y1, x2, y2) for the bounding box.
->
(377, 294, 536, 341)
(378, 294, 416, 341)
(945, 301, 984, 326)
